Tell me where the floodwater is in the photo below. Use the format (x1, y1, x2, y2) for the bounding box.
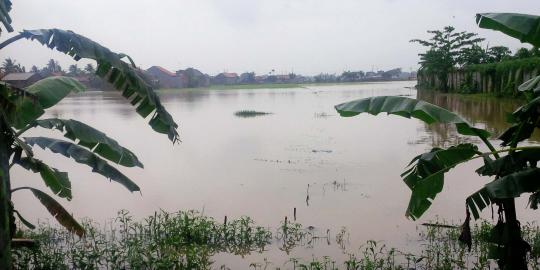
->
(11, 81, 539, 267)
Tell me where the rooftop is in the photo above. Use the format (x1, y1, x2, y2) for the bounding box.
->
(147, 66, 176, 77)
(219, 72, 238, 78)
(2, 72, 38, 81)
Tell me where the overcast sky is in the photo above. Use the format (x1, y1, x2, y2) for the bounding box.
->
(2, 0, 539, 75)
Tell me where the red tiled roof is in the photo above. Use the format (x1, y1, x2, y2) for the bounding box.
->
(149, 66, 176, 77)
(220, 72, 238, 78)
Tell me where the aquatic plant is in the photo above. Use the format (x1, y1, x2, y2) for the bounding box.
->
(11, 209, 540, 269)
(12, 210, 272, 269)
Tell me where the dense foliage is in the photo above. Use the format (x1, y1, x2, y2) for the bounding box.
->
(411, 26, 484, 91)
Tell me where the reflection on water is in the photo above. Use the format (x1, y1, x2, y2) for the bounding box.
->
(11, 82, 539, 268)
(416, 90, 538, 148)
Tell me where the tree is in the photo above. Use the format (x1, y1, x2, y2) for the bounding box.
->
(0, 2, 179, 269)
(45, 59, 62, 74)
(411, 26, 484, 91)
(334, 13, 540, 270)
(514, 47, 531, 59)
(30, 65, 38, 73)
(457, 44, 489, 66)
(487, 46, 512, 62)
(340, 70, 364, 82)
(67, 64, 81, 76)
(84, 63, 95, 74)
(1, 58, 23, 74)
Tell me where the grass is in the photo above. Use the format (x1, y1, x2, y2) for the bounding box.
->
(12, 211, 540, 269)
(159, 80, 416, 91)
(208, 83, 303, 90)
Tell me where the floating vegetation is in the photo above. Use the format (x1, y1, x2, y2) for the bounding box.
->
(234, 110, 273, 118)
(311, 149, 333, 153)
(314, 112, 333, 118)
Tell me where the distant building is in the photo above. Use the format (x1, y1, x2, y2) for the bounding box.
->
(176, 68, 210, 88)
(275, 74, 291, 83)
(254, 75, 267, 84)
(239, 72, 256, 84)
(213, 72, 238, 85)
(146, 66, 185, 88)
(1, 72, 43, 88)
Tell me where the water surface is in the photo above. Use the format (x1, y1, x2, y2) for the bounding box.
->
(12, 81, 538, 266)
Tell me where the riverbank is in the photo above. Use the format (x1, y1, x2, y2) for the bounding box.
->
(159, 80, 417, 91)
(417, 57, 540, 96)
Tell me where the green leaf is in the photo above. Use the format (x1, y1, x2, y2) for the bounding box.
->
(466, 188, 492, 220)
(0, 0, 13, 34)
(13, 210, 35, 230)
(518, 75, 540, 94)
(1, 82, 44, 129)
(485, 168, 540, 199)
(476, 148, 540, 176)
(334, 96, 490, 139)
(24, 137, 140, 193)
(16, 157, 72, 200)
(468, 168, 540, 219)
(21, 29, 179, 142)
(476, 13, 540, 47)
(510, 96, 540, 124)
(2, 77, 85, 129)
(36, 118, 143, 168)
(13, 187, 84, 237)
(26, 76, 85, 108)
(401, 143, 479, 219)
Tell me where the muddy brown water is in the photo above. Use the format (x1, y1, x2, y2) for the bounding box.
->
(11, 81, 539, 267)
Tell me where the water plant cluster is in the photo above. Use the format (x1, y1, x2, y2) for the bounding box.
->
(12, 210, 272, 269)
(11, 209, 540, 270)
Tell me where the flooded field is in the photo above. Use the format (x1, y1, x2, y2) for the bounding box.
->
(11, 81, 538, 267)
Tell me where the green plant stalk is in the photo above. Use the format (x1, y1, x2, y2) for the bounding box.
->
(501, 121, 527, 269)
(0, 118, 12, 270)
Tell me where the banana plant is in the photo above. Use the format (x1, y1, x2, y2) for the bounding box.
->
(335, 13, 540, 270)
(0, 1, 179, 268)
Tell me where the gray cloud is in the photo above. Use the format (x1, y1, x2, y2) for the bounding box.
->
(2, 0, 538, 75)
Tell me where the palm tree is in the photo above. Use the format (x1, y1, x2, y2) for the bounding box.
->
(0, 2, 179, 269)
(68, 64, 80, 76)
(46, 59, 61, 73)
(2, 58, 22, 74)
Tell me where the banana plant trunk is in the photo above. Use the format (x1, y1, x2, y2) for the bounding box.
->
(0, 119, 12, 269)
(502, 199, 528, 269)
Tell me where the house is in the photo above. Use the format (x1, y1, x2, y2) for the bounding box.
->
(1, 72, 43, 88)
(212, 72, 238, 85)
(275, 74, 291, 83)
(238, 72, 256, 84)
(176, 68, 210, 88)
(254, 75, 267, 84)
(146, 66, 185, 89)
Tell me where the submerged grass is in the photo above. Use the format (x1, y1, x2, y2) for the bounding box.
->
(11, 211, 540, 269)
